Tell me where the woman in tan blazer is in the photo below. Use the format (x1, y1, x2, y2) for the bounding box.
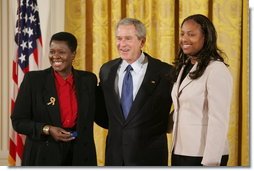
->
(171, 14, 233, 166)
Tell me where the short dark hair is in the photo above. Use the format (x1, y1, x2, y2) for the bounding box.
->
(50, 32, 77, 52)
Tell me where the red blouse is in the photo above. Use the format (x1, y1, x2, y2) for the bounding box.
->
(54, 71, 78, 128)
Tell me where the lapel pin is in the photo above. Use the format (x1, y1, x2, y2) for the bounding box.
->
(151, 80, 156, 84)
(47, 97, 56, 106)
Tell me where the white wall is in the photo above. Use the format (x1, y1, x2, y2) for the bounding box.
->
(38, 0, 65, 69)
(0, 0, 65, 166)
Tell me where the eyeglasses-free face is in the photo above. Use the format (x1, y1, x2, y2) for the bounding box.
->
(116, 24, 145, 64)
(180, 19, 205, 57)
(49, 40, 75, 78)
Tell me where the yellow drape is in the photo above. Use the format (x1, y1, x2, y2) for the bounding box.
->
(65, 0, 249, 166)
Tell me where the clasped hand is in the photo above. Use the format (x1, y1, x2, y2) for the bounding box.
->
(48, 126, 75, 142)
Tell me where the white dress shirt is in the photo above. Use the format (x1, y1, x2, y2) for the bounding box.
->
(116, 52, 148, 101)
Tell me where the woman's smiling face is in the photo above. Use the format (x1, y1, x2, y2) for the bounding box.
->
(180, 19, 205, 57)
(49, 40, 75, 78)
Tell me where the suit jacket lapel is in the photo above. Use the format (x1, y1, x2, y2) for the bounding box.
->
(43, 68, 62, 127)
(73, 70, 89, 131)
(104, 60, 126, 123)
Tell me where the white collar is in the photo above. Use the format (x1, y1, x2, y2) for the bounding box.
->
(120, 52, 146, 74)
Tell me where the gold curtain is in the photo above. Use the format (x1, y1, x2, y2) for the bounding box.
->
(65, 0, 249, 166)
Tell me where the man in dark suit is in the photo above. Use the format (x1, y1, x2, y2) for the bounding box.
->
(11, 32, 97, 166)
(95, 18, 174, 166)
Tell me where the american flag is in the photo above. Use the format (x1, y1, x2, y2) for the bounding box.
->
(8, 0, 42, 166)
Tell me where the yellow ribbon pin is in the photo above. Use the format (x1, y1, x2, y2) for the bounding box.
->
(47, 97, 56, 106)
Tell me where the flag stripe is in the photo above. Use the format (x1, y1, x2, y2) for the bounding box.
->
(12, 61, 18, 85)
(17, 134, 24, 158)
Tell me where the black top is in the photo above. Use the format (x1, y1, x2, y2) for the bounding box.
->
(180, 62, 194, 84)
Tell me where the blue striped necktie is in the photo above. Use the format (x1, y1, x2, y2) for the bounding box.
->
(121, 65, 133, 119)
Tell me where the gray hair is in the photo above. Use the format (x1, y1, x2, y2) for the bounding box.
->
(116, 18, 146, 40)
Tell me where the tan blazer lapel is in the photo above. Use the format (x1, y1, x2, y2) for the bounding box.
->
(178, 63, 198, 93)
